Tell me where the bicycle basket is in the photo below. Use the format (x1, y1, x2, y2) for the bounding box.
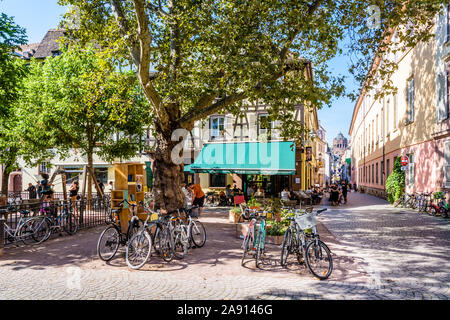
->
(294, 212, 316, 230)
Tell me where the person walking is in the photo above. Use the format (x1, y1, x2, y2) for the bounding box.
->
(69, 180, 79, 217)
(342, 182, 348, 204)
(225, 184, 233, 206)
(188, 183, 205, 216)
(246, 184, 254, 201)
(25, 183, 37, 199)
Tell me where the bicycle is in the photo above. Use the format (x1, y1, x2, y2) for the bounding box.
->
(179, 205, 206, 248)
(241, 209, 268, 269)
(1, 206, 49, 245)
(97, 199, 143, 261)
(41, 201, 78, 241)
(280, 208, 333, 280)
(126, 204, 181, 269)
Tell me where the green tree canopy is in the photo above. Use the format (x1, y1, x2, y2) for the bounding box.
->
(0, 11, 28, 195)
(19, 46, 151, 195)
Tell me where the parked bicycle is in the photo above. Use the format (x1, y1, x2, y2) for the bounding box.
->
(1, 206, 48, 245)
(41, 201, 78, 241)
(97, 199, 142, 261)
(241, 208, 268, 268)
(180, 205, 207, 248)
(280, 208, 333, 280)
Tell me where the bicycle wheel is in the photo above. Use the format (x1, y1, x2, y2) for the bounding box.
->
(64, 213, 78, 235)
(159, 227, 174, 262)
(190, 220, 206, 248)
(97, 225, 120, 261)
(172, 224, 189, 259)
(126, 230, 152, 270)
(255, 224, 265, 269)
(280, 228, 292, 267)
(30, 217, 50, 244)
(241, 228, 252, 266)
(304, 240, 333, 280)
(16, 219, 42, 244)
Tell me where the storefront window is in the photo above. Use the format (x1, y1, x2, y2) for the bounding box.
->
(209, 174, 226, 187)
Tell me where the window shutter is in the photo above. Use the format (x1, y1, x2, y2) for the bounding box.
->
(437, 73, 447, 122)
(445, 141, 450, 187)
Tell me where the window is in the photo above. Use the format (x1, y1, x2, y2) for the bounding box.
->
(209, 174, 226, 187)
(376, 162, 379, 184)
(445, 140, 450, 187)
(408, 154, 415, 186)
(394, 93, 398, 129)
(407, 77, 415, 123)
(209, 116, 225, 140)
(386, 100, 389, 135)
(258, 114, 274, 138)
(447, 4, 450, 43)
(386, 158, 390, 178)
(39, 162, 51, 174)
(372, 164, 374, 184)
(436, 63, 449, 122)
(233, 114, 249, 141)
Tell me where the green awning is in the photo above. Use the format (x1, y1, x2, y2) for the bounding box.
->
(184, 141, 295, 175)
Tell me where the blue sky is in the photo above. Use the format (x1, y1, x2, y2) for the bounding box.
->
(1, 0, 357, 146)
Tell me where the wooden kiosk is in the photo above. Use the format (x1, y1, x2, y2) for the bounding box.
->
(111, 162, 146, 233)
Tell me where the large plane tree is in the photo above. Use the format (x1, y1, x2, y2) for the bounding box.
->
(59, 0, 448, 211)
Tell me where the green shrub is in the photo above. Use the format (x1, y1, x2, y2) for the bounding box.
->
(385, 157, 405, 203)
(266, 220, 287, 236)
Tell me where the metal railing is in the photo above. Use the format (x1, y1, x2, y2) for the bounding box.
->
(1, 196, 110, 246)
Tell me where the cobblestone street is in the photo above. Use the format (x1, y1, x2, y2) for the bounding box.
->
(0, 192, 449, 300)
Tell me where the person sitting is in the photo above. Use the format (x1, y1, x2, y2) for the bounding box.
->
(254, 187, 264, 198)
(225, 184, 233, 205)
(280, 188, 290, 201)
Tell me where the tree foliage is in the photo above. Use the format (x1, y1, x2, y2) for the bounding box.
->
(385, 157, 405, 204)
(19, 46, 151, 166)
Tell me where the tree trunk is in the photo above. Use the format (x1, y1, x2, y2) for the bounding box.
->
(1, 169, 10, 197)
(87, 152, 93, 209)
(152, 133, 185, 212)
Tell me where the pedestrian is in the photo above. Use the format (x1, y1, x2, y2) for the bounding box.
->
(188, 183, 205, 216)
(181, 183, 192, 208)
(225, 184, 233, 205)
(246, 184, 254, 201)
(107, 181, 114, 193)
(25, 183, 36, 199)
(353, 183, 357, 192)
(342, 182, 348, 204)
(97, 179, 105, 194)
(40, 173, 54, 200)
(69, 180, 79, 217)
(36, 181, 42, 199)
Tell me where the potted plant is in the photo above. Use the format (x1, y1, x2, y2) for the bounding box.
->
(265, 220, 287, 245)
(247, 197, 262, 210)
(229, 206, 242, 224)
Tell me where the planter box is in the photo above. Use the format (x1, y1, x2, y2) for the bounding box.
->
(229, 210, 243, 224)
(266, 235, 284, 245)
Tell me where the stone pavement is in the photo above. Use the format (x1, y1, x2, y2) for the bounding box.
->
(0, 192, 449, 300)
